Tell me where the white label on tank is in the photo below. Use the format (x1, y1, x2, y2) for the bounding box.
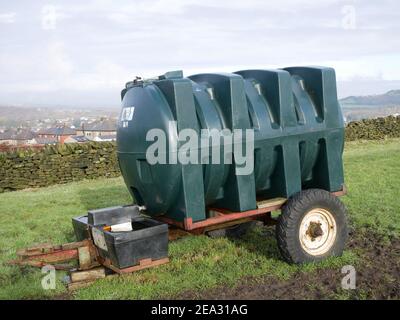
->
(92, 228, 108, 251)
(121, 106, 135, 121)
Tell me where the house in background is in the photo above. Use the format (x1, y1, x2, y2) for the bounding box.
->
(37, 126, 76, 144)
(64, 135, 90, 144)
(76, 119, 117, 140)
(0, 129, 37, 145)
(33, 137, 58, 146)
(92, 135, 116, 142)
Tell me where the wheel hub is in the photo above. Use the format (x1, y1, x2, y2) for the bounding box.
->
(307, 221, 324, 239)
(299, 208, 337, 256)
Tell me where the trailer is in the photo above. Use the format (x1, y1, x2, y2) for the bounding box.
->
(10, 66, 348, 287)
(117, 67, 348, 264)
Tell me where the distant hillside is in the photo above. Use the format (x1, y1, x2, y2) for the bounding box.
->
(0, 105, 119, 129)
(340, 90, 400, 106)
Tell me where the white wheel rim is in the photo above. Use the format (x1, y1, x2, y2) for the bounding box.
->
(299, 208, 337, 256)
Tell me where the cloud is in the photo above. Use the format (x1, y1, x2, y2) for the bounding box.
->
(47, 42, 74, 75)
(0, 12, 16, 24)
(0, 0, 399, 107)
(323, 54, 400, 82)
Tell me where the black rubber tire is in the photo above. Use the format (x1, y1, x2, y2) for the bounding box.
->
(276, 189, 348, 264)
(206, 221, 257, 239)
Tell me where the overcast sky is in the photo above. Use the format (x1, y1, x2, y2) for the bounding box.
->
(0, 0, 399, 107)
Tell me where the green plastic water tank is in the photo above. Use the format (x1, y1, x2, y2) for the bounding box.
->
(117, 67, 345, 223)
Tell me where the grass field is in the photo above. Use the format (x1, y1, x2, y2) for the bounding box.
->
(0, 139, 399, 299)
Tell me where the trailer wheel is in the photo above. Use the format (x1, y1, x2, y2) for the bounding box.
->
(276, 189, 348, 264)
(206, 221, 257, 239)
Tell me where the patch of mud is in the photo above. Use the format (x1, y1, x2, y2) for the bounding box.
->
(176, 230, 400, 300)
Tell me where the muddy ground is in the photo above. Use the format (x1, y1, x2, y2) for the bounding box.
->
(176, 230, 400, 300)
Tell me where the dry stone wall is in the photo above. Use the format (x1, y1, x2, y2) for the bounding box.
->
(345, 115, 400, 141)
(0, 142, 120, 192)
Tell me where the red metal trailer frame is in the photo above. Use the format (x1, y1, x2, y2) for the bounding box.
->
(157, 186, 347, 233)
